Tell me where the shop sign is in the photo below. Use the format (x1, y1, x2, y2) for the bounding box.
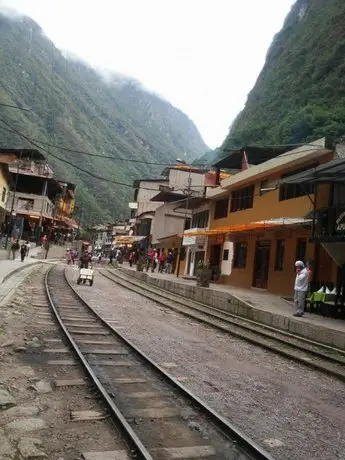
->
(183, 235, 196, 246)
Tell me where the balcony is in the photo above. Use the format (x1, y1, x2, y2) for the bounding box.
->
(312, 207, 345, 243)
(9, 161, 53, 179)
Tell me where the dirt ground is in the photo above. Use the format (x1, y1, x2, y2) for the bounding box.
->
(0, 265, 128, 460)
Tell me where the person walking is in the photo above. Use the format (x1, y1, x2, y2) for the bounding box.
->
(293, 260, 309, 317)
(25, 241, 31, 256)
(20, 242, 27, 262)
(11, 239, 20, 260)
(158, 252, 166, 273)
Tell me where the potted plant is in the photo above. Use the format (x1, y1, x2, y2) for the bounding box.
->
(196, 259, 212, 287)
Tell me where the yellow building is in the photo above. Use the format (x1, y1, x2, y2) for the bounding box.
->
(204, 139, 334, 296)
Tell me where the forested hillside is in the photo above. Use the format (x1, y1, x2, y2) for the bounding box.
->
(0, 13, 208, 220)
(220, 0, 345, 156)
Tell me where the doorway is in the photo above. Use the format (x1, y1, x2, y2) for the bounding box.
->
(193, 250, 205, 275)
(253, 241, 271, 289)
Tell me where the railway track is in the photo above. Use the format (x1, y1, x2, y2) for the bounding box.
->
(46, 264, 272, 460)
(100, 268, 345, 383)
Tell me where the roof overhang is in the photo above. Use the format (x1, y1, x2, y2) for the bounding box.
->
(150, 190, 186, 202)
(178, 218, 312, 237)
(280, 158, 345, 184)
(0, 148, 46, 162)
(175, 196, 208, 210)
(213, 146, 293, 169)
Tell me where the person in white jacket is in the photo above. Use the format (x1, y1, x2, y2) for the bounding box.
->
(293, 260, 309, 317)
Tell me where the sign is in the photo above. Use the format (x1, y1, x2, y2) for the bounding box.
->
(183, 235, 196, 246)
(128, 202, 138, 209)
(336, 211, 345, 232)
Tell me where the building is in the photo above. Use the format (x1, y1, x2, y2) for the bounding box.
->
(199, 138, 334, 295)
(131, 179, 168, 247)
(281, 156, 345, 305)
(0, 148, 78, 241)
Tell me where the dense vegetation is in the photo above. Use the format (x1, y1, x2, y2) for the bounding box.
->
(220, 0, 345, 157)
(0, 14, 208, 221)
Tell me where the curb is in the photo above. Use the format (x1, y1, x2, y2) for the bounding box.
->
(0, 261, 44, 285)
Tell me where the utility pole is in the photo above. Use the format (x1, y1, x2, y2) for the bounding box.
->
(36, 178, 48, 245)
(176, 167, 192, 278)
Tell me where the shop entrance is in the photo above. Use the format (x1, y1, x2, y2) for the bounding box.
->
(193, 250, 205, 275)
(253, 240, 271, 289)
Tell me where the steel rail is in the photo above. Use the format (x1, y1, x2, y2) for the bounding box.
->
(60, 266, 274, 460)
(106, 269, 345, 358)
(45, 266, 154, 460)
(101, 269, 345, 383)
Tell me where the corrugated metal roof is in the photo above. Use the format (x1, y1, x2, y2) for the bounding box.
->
(207, 139, 332, 198)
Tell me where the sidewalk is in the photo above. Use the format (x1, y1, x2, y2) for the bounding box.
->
(120, 264, 345, 350)
(0, 246, 42, 285)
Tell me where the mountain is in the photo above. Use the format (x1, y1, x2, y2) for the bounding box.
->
(220, 0, 345, 158)
(0, 13, 208, 221)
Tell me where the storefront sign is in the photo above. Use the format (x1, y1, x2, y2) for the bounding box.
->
(183, 235, 196, 246)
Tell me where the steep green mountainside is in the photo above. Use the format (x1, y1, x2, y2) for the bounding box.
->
(0, 14, 208, 220)
(220, 0, 345, 157)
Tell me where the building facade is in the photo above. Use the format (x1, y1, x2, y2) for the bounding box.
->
(204, 139, 334, 295)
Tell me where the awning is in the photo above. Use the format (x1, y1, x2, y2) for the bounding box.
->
(115, 235, 146, 245)
(178, 218, 312, 237)
(280, 158, 345, 184)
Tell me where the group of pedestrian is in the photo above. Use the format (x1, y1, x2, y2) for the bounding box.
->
(142, 249, 174, 274)
(66, 248, 78, 265)
(11, 239, 31, 262)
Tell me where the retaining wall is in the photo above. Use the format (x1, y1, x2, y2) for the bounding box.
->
(121, 267, 345, 350)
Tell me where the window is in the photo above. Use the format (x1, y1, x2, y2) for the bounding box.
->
(296, 238, 307, 262)
(279, 165, 317, 201)
(1, 187, 6, 202)
(274, 239, 285, 271)
(192, 210, 209, 228)
(230, 185, 254, 212)
(223, 249, 229, 261)
(214, 198, 229, 219)
(233, 242, 247, 268)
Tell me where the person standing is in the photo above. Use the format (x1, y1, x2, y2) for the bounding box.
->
(11, 239, 20, 260)
(293, 260, 309, 317)
(158, 252, 166, 273)
(20, 242, 27, 262)
(166, 251, 173, 274)
(25, 241, 31, 256)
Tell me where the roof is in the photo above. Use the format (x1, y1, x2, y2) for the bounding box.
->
(0, 148, 46, 162)
(213, 146, 293, 169)
(280, 157, 345, 184)
(150, 190, 186, 203)
(133, 178, 168, 188)
(207, 139, 332, 198)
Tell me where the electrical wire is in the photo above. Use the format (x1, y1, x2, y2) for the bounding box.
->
(0, 102, 30, 112)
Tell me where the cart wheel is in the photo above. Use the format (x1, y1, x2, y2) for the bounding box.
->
(89, 280, 93, 287)
(77, 278, 81, 285)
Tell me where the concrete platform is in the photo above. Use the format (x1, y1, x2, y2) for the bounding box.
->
(0, 247, 42, 286)
(119, 265, 345, 351)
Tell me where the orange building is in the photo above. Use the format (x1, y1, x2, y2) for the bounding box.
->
(203, 139, 334, 296)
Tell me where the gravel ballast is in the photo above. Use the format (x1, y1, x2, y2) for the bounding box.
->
(68, 267, 345, 460)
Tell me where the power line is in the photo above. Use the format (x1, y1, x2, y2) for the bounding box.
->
(0, 102, 31, 112)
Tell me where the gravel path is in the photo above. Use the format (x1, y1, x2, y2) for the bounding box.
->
(68, 266, 345, 460)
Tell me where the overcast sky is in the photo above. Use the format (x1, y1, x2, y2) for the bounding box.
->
(1, 0, 295, 148)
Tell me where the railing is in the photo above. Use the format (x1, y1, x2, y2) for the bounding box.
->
(312, 207, 345, 241)
(9, 161, 53, 178)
